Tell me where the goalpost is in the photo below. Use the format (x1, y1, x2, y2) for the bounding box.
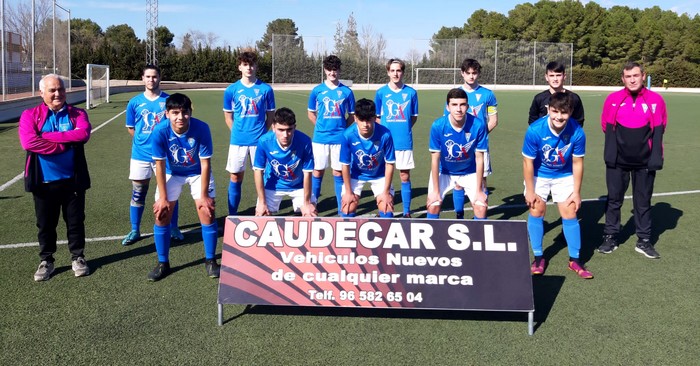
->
(86, 64, 110, 110)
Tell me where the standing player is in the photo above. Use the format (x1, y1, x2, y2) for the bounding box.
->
(523, 92, 592, 279)
(445, 58, 498, 219)
(428, 89, 488, 219)
(307, 55, 356, 214)
(528, 61, 585, 126)
(148, 93, 219, 281)
(598, 62, 667, 259)
(339, 99, 395, 218)
(122, 65, 183, 246)
(223, 50, 275, 216)
(253, 108, 317, 217)
(374, 58, 418, 218)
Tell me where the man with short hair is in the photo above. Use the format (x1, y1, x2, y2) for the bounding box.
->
(598, 61, 667, 259)
(148, 93, 219, 281)
(19, 74, 92, 281)
(223, 50, 275, 216)
(523, 92, 592, 279)
(374, 58, 418, 218)
(308, 55, 356, 214)
(253, 107, 316, 217)
(339, 99, 395, 218)
(528, 61, 585, 126)
(428, 88, 488, 219)
(122, 65, 183, 246)
(445, 58, 497, 219)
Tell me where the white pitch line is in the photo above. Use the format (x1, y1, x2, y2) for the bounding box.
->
(1, 189, 697, 250)
(0, 110, 125, 193)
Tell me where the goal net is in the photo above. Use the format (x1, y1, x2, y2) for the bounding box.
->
(86, 64, 110, 109)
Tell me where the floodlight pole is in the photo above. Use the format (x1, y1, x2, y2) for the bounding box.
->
(1, 0, 6, 101)
(32, 0, 36, 96)
(52, 0, 56, 74)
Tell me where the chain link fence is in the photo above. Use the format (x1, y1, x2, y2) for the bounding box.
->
(271, 35, 572, 87)
(1, 0, 71, 101)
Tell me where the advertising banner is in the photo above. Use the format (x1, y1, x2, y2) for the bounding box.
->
(218, 217, 534, 313)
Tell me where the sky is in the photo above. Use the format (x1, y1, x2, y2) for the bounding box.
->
(19, 0, 700, 56)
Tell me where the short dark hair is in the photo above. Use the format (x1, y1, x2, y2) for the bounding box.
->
(273, 107, 296, 126)
(446, 88, 468, 104)
(546, 61, 566, 73)
(460, 58, 481, 73)
(622, 61, 644, 75)
(165, 93, 192, 111)
(354, 98, 376, 122)
(323, 55, 342, 71)
(143, 64, 161, 76)
(386, 58, 405, 72)
(548, 92, 573, 114)
(238, 51, 258, 66)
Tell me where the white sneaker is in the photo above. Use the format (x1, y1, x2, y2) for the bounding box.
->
(34, 261, 55, 282)
(71, 257, 90, 277)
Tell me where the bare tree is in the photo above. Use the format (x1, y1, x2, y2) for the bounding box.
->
(5, 0, 53, 63)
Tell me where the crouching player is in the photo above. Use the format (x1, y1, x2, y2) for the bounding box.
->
(148, 93, 219, 281)
(253, 108, 317, 217)
(339, 99, 395, 218)
(523, 92, 592, 279)
(427, 88, 488, 219)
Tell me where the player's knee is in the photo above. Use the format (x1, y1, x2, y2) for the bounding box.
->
(130, 181, 149, 207)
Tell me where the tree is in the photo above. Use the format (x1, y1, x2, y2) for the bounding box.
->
(71, 18, 105, 78)
(5, 0, 52, 63)
(103, 24, 144, 79)
(256, 18, 300, 55)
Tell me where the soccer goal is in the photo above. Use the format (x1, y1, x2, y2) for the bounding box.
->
(86, 64, 110, 109)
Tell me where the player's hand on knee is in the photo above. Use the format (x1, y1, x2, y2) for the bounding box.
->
(377, 192, 393, 213)
(153, 199, 170, 221)
(427, 191, 442, 207)
(255, 201, 270, 216)
(565, 192, 581, 212)
(301, 203, 317, 217)
(341, 193, 358, 214)
(197, 196, 216, 218)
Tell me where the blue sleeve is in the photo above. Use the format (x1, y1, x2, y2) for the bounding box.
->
(307, 88, 317, 111)
(339, 133, 351, 165)
(302, 138, 314, 171)
(125, 99, 136, 127)
(522, 128, 538, 159)
(265, 87, 276, 111)
(429, 122, 441, 151)
(374, 90, 382, 116)
(475, 122, 488, 151)
(347, 90, 356, 114)
(198, 123, 214, 158)
(223, 85, 234, 111)
(573, 128, 586, 157)
(384, 133, 396, 163)
(489, 92, 498, 107)
(151, 126, 167, 160)
(253, 140, 266, 169)
(411, 91, 419, 116)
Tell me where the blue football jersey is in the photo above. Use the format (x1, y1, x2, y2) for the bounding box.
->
(429, 114, 488, 175)
(522, 116, 585, 178)
(374, 84, 419, 151)
(38, 108, 75, 182)
(222, 79, 275, 146)
(152, 117, 213, 177)
(308, 82, 355, 144)
(340, 123, 396, 180)
(253, 130, 314, 191)
(125, 91, 169, 161)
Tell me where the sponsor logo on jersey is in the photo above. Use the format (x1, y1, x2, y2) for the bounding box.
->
(444, 139, 476, 162)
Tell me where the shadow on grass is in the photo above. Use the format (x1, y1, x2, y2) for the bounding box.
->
(608, 201, 682, 248)
(222, 275, 564, 335)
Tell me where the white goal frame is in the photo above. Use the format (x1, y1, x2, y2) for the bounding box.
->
(86, 64, 110, 110)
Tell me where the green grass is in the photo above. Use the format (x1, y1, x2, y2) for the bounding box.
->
(0, 89, 698, 365)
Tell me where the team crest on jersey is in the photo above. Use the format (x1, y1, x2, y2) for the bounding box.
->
(254, 89, 260, 96)
(642, 104, 648, 113)
(476, 94, 482, 102)
(169, 144, 196, 165)
(355, 150, 382, 170)
(321, 97, 345, 118)
(541, 143, 571, 166)
(238, 95, 262, 116)
(159, 102, 165, 109)
(402, 93, 408, 101)
(270, 158, 300, 181)
(187, 138, 195, 147)
(444, 138, 475, 162)
(337, 91, 343, 98)
(385, 100, 409, 122)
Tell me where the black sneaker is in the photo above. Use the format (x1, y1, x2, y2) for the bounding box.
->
(598, 234, 618, 254)
(205, 259, 220, 278)
(147, 262, 171, 281)
(635, 239, 660, 259)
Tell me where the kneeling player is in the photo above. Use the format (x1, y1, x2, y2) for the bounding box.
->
(427, 88, 488, 219)
(339, 99, 395, 217)
(253, 108, 316, 216)
(523, 92, 592, 279)
(148, 93, 219, 281)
